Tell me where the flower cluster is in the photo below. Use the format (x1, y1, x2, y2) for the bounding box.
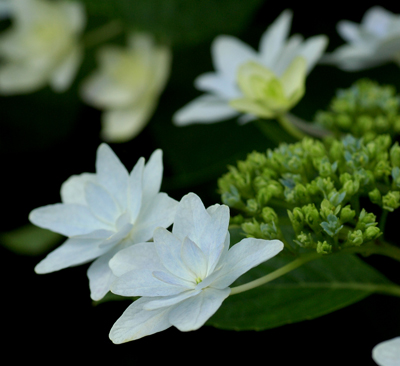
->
(0, 0, 85, 94)
(218, 134, 400, 253)
(173, 9, 327, 125)
(315, 79, 400, 141)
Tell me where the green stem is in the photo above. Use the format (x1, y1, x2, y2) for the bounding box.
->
(230, 252, 321, 295)
(379, 210, 389, 231)
(253, 120, 296, 144)
(346, 240, 400, 262)
(277, 114, 307, 141)
(83, 20, 124, 49)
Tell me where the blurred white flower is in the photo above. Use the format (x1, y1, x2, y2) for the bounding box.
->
(30, 144, 178, 301)
(108, 192, 284, 343)
(372, 337, 400, 366)
(0, 0, 85, 94)
(322, 7, 400, 71)
(173, 9, 327, 126)
(81, 33, 171, 143)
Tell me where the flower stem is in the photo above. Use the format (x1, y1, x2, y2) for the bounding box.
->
(83, 20, 124, 49)
(277, 114, 308, 141)
(347, 240, 400, 262)
(230, 252, 321, 295)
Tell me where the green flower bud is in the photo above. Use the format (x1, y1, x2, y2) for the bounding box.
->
(230, 215, 244, 225)
(303, 203, 321, 232)
(256, 187, 272, 206)
(295, 232, 314, 248)
(382, 191, 400, 212)
(242, 220, 261, 238)
(341, 179, 360, 198)
(356, 209, 377, 231)
(390, 142, 400, 167)
(260, 222, 279, 240)
(246, 199, 259, 215)
(357, 115, 373, 133)
(316, 241, 332, 254)
(320, 214, 343, 237)
(261, 207, 278, 224)
(288, 207, 304, 234)
(221, 185, 245, 209)
(346, 230, 363, 247)
(320, 199, 340, 220)
(340, 205, 356, 223)
(374, 160, 391, 180)
(364, 226, 381, 241)
(368, 188, 382, 206)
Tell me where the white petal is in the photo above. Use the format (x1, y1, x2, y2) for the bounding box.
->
(88, 245, 120, 301)
(363, 6, 392, 37)
(194, 72, 240, 99)
(58, 1, 86, 34)
(211, 35, 258, 84)
(210, 238, 284, 289)
(98, 222, 133, 249)
(130, 193, 178, 243)
(29, 203, 106, 236)
(50, 45, 83, 92)
(0, 64, 47, 95)
(372, 336, 400, 366)
(152, 227, 192, 281)
(84, 182, 121, 224)
(100, 101, 156, 142)
(128, 157, 144, 223)
(143, 289, 201, 311)
(270, 34, 303, 76)
(168, 287, 230, 331)
(109, 297, 172, 343)
(173, 94, 239, 126)
(259, 9, 293, 68)
(34, 236, 109, 273)
(109, 242, 162, 277)
(142, 149, 163, 204)
(95, 144, 129, 211)
(337, 20, 362, 43)
(111, 268, 188, 297)
(297, 35, 328, 74)
(181, 237, 207, 279)
(60, 173, 97, 205)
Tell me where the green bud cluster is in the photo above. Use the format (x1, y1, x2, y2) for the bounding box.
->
(315, 79, 400, 141)
(218, 134, 400, 253)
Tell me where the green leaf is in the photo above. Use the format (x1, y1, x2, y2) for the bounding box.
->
(0, 224, 62, 256)
(78, 0, 263, 47)
(207, 253, 394, 330)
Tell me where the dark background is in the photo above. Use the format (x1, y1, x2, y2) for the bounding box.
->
(2, 1, 400, 364)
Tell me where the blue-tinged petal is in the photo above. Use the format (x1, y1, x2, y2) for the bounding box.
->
(109, 242, 162, 277)
(60, 173, 96, 205)
(142, 149, 163, 204)
(259, 9, 293, 68)
(95, 144, 129, 211)
(372, 336, 400, 366)
(128, 157, 144, 223)
(211, 35, 258, 84)
(152, 227, 193, 281)
(173, 94, 239, 126)
(109, 297, 172, 343)
(210, 238, 284, 289)
(34, 236, 110, 274)
(195, 72, 241, 99)
(143, 289, 201, 311)
(362, 6, 392, 36)
(168, 287, 230, 331)
(88, 245, 120, 301)
(129, 193, 178, 243)
(111, 268, 188, 297)
(29, 203, 107, 236)
(181, 237, 207, 280)
(85, 182, 121, 224)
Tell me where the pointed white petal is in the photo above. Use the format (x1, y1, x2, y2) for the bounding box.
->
(298, 35, 328, 74)
(128, 157, 144, 223)
(194, 72, 240, 99)
(109, 297, 172, 343)
(95, 144, 129, 211)
(59, 1, 86, 34)
(372, 336, 400, 366)
(109, 242, 162, 277)
(143, 289, 201, 310)
(173, 94, 239, 126)
(168, 287, 230, 331)
(130, 193, 178, 243)
(211, 238, 284, 289)
(29, 203, 106, 236)
(98, 222, 133, 249)
(211, 35, 258, 84)
(337, 20, 362, 43)
(259, 9, 293, 68)
(34, 236, 109, 273)
(271, 34, 303, 76)
(181, 237, 207, 279)
(363, 6, 392, 37)
(60, 173, 97, 205)
(88, 245, 120, 301)
(84, 182, 121, 224)
(142, 149, 163, 204)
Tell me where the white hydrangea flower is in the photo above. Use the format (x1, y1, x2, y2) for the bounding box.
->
(0, 0, 85, 94)
(81, 33, 171, 143)
(108, 192, 284, 343)
(372, 337, 400, 366)
(321, 7, 400, 71)
(30, 144, 178, 301)
(173, 9, 327, 126)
